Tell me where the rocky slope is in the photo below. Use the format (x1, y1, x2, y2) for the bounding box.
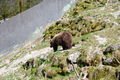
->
(0, 0, 120, 80)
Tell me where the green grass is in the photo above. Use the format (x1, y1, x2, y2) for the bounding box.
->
(32, 40, 50, 50)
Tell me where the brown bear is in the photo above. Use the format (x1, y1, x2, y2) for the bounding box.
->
(50, 31, 72, 52)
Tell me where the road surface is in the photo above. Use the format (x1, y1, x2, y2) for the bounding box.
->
(0, 0, 76, 57)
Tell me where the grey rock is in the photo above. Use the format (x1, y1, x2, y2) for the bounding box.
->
(67, 51, 81, 63)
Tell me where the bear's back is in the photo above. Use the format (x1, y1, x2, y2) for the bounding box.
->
(51, 31, 72, 43)
(62, 31, 72, 41)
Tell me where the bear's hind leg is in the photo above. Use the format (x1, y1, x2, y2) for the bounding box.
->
(66, 43, 72, 49)
(63, 46, 67, 50)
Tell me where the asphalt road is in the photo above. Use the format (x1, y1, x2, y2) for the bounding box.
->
(0, 0, 76, 57)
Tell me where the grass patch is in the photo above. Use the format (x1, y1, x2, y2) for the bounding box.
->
(32, 40, 50, 50)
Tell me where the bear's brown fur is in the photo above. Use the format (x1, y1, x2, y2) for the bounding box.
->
(50, 31, 72, 52)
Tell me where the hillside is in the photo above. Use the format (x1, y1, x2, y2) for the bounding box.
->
(0, 0, 120, 80)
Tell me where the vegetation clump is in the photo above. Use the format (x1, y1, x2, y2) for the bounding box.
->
(43, 16, 112, 39)
(43, 0, 112, 40)
(88, 66, 117, 80)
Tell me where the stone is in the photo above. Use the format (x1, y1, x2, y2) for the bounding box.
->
(67, 51, 81, 63)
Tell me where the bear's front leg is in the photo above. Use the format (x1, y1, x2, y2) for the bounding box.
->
(53, 46, 58, 52)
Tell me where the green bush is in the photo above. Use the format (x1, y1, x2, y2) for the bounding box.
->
(43, 16, 113, 39)
(43, 0, 112, 40)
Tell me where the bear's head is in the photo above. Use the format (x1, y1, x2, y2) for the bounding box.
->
(50, 35, 55, 48)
